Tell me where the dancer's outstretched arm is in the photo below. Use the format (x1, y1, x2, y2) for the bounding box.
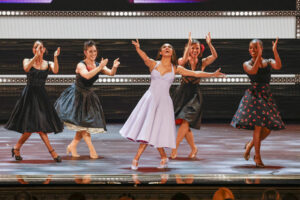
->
(132, 39, 156, 70)
(49, 47, 60, 74)
(202, 32, 218, 71)
(76, 58, 108, 80)
(176, 66, 225, 78)
(178, 32, 192, 66)
(101, 58, 120, 76)
(269, 37, 282, 70)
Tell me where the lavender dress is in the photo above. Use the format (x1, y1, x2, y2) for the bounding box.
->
(120, 61, 176, 148)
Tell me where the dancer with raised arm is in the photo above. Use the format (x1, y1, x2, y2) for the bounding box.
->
(120, 39, 225, 170)
(171, 32, 218, 159)
(55, 40, 120, 159)
(231, 38, 285, 167)
(6, 40, 63, 162)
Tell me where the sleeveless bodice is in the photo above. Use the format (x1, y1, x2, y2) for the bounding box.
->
(75, 61, 100, 88)
(181, 59, 202, 84)
(247, 63, 271, 84)
(150, 61, 175, 93)
(26, 67, 49, 87)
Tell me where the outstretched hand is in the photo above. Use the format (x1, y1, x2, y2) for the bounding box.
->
(272, 37, 279, 52)
(206, 32, 211, 45)
(187, 32, 192, 47)
(132, 39, 140, 49)
(113, 58, 120, 68)
(99, 57, 109, 69)
(54, 47, 60, 57)
(214, 68, 226, 78)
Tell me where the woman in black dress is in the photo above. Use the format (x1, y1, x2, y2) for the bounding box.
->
(55, 40, 120, 159)
(171, 32, 218, 159)
(6, 40, 63, 162)
(231, 38, 285, 167)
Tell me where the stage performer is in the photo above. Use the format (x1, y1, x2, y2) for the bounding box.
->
(120, 39, 225, 170)
(6, 40, 63, 162)
(55, 40, 120, 159)
(231, 38, 285, 168)
(171, 32, 218, 159)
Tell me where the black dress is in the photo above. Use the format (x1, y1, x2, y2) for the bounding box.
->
(231, 62, 285, 130)
(54, 61, 107, 134)
(171, 60, 203, 129)
(5, 67, 63, 134)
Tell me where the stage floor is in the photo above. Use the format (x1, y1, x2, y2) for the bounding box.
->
(0, 123, 300, 185)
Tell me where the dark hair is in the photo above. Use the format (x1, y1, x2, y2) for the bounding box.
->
(184, 39, 204, 58)
(171, 192, 190, 200)
(261, 188, 280, 200)
(250, 39, 263, 48)
(156, 43, 178, 66)
(68, 192, 86, 200)
(83, 40, 97, 51)
(33, 40, 48, 55)
(118, 193, 135, 200)
(14, 191, 32, 200)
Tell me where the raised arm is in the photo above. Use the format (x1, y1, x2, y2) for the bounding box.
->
(101, 58, 120, 76)
(49, 47, 60, 74)
(178, 32, 192, 66)
(76, 58, 108, 80)
(243, 42, 262, 75)
(269, 37, 282, 70)
(202, 32, 218, 71)
(23, 44, 41, 72)
(176, 66, 225, 78)
(132, 39, 156, 70)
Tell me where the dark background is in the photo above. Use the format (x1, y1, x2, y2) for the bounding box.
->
(0, 0, 297, 11)
(0, 39, 299, 122)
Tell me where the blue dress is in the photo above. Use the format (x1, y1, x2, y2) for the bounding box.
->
(54, 61, 106, 134)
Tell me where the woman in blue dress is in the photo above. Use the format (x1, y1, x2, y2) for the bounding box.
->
(55, 40, 120, 159)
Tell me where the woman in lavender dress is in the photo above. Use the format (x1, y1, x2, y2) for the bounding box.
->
(120, 39, 225, 170)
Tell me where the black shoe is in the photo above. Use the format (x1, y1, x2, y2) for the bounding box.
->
(11, 148, 23, 161)
(49, 149, 62, 163)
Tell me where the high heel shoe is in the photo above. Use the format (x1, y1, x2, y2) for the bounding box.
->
(188, 147, 198, 159)
(157, 158, 169, 169)
(49, 149, 62, 163)
(66, 145, 80, 157)
(254, 155, 264, 168)
(11, 148, 23, 161)
(131, 159, 139, 170)
(243, 141, 251, 161)
(170, 149, 177, 159)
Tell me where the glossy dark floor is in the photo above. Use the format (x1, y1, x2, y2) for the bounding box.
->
(0, 123, 300, 186)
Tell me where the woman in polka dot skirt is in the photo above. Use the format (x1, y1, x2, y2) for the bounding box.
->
(231, 38, 285, 168)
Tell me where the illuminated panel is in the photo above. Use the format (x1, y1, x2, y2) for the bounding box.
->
(130, 0, 206, 3)
(0, 0, 52, 3)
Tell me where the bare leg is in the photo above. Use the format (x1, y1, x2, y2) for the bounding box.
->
(12, 132, 32, 160)
(67, 131, 82, 157)
(185, 130, 198, 158)
(244, 127, 271, 161)
(253, 126, 264, 167)
(157, 147, 168, 168)
(171, 120, 189, 159)
(131, 143, 148, 170)
(81, 131, 98, 159)
(38, 132, 61, 162)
